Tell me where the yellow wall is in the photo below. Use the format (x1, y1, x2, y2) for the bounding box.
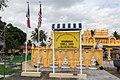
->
(32, 47, 103, 68)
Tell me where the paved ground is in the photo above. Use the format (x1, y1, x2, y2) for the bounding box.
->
(1, 60, 120, 80)
(104, 67, 120, 79)
(4, 69, 120, 80)
(103, 60, 120, 79)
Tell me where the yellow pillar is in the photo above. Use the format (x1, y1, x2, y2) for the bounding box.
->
(106, 48, 113, 60)
(86, 58, 89, 69)
(31, 44, 34, 62)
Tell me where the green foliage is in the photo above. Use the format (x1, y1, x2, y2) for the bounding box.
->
(31, 28, 47, 46)
(0, 77, 3, 80)
(112, 31, 120, 39)
(0, 55, 31, 75)
(27, 40, 32, 46)
(39, 30, 47, 45)
(41, 42, 46, 46)
(91, 30, 94, 37)
(5, 23, 26, 50)
(13, 55, 31, 63)
(0, 19, 26, 50)
(0, 0, 8, 10)
(0, 18, 6, 40)
(0, 64, 20, 75)
(31, 28, 38, 43)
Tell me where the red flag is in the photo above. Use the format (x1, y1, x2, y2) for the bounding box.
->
(26, 2, 30, 28)
(38, 2, 42, 28)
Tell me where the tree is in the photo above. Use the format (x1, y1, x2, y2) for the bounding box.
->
(39, 30, 47, 46)
(5, 23, 26, 50)
(31, 28, 38, 43)
(112, 31, 120, 39)
(0, 18, 6, 39)
(31, 28, 47, 46)
(27, 40, 32, 46)
(0, 0, 8, 10)
(91, 30, 94, 37)
(0, 18, 6, 51)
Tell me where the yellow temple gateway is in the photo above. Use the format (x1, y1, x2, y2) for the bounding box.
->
(82, 29, 120, 59)
(21, 25, 120, 79)
(31, 29, 120, 69)
(83, 29, 120, 48)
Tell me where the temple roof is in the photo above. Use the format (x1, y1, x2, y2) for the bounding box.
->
(52, 23, 82, 31)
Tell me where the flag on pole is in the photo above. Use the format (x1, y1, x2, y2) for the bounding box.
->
(26, 2, 31, 28)
(38, 1, 42, 28)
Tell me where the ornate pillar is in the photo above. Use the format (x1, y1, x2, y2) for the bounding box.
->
(106, 48, 113, 60)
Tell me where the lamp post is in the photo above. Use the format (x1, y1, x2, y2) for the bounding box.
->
(3, 24, 6, 79)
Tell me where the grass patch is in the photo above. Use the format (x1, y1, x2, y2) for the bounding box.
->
(0, 64, 20, 75)
(0, 77, 3, 80)
(12, 55, 31, 63)
(0, 55, 31, 75)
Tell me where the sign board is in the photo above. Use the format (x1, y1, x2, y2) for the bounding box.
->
(54, 32, 80, 49)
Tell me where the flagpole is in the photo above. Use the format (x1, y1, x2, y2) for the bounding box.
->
(25, 2, 29, 72)
(25, 24, 28, 72)
(37, 1, 41, 72)
(37, 27, 40, 72)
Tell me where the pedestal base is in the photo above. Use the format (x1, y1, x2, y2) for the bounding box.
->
(49, 73, 87, 79)
(21, 72, 41, 77)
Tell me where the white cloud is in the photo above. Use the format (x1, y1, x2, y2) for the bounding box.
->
(0, 0, 120, 39)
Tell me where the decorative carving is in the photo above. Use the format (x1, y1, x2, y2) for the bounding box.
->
(88, 38, 94, 44)
(83, 29, 91, 37)
(110, 38, 115, 44)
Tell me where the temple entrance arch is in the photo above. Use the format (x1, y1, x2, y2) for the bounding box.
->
(49, 23, 87, 79)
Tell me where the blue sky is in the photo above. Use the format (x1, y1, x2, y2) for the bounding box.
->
(0, 0, 120, 38)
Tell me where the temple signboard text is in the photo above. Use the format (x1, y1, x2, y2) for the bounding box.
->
(54, 32, 80, 49)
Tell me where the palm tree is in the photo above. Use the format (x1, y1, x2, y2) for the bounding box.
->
(31, 28, 38, 43)
(31, 28, 47, 46)
(0, 0, 8, 10)
(39, 30, 47, 46)
(112, 31, 120, 39)
(27, 40, 32, 46)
